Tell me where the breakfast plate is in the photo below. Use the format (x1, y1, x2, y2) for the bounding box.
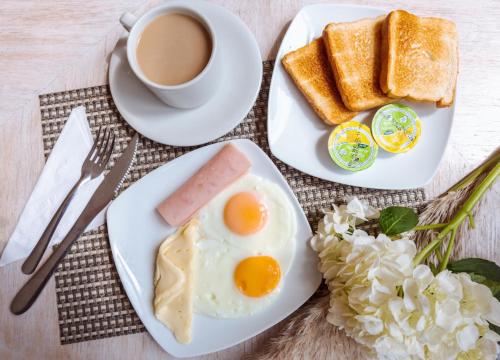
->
(109, 0, 262, 146)
(268, 4, 455, 190)
(107, 139, 321, 357)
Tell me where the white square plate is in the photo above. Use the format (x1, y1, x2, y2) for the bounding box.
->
(268, 4, 455, 190)
(107, 139, 321, 358)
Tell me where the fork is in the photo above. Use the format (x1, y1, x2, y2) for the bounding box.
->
(21, 126, 115, 275)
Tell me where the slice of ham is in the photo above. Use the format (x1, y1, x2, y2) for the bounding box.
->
(157, 143, 252, 227)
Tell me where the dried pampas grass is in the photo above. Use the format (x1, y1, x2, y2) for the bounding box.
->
(245, 287, 365, 360)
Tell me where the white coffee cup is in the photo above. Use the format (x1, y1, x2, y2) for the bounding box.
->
(120, 4, 220, 109)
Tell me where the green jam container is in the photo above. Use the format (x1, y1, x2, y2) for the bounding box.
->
(328, 121, 378, 172)
(371, 103, 422, 153)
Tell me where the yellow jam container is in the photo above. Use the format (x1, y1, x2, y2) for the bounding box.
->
(371, 103, 422, 153)
(328, 121, 378, 172)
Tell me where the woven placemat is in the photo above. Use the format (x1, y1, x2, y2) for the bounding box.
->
(39, 60, 425, 345)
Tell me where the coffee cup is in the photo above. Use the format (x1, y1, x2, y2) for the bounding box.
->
(120, 4, 220, 109)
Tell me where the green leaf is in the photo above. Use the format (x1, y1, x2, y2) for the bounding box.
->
(448, 258, 500, 282)
(379, 206, 419, 236)
(448, 258, 500, 301)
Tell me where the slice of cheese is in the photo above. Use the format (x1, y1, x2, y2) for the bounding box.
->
(153, 219, 198, 344)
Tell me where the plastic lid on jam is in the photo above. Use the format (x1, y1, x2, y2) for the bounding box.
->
(371, 103, 421, 153)
(328, 121, 378, 172)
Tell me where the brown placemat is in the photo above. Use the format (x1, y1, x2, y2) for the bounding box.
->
(39, 60, 425, 345)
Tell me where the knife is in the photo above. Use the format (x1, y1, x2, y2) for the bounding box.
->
(11, 134, 139, 315)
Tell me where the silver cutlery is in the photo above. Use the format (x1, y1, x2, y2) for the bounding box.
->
(11, 133, 139, 315)
(21, 126, 115, 275)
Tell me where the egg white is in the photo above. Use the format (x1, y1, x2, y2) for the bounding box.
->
(193, 174, 297, 318)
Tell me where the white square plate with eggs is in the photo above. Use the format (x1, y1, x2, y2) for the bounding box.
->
(107, 139, 321, 358)
(268, 4, 455, 190)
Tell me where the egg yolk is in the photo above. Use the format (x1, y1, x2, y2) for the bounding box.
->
(224, 192, 267, 236)
(234, 256, 281, 297)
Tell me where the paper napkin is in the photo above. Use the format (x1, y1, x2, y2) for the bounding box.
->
(0, 106, 106, 267)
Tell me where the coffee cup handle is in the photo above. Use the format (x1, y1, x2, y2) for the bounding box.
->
(120, 12, 137, 32)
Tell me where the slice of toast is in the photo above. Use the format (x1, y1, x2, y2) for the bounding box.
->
(281, 38, 357, 125)
(323, 16, 393, 111)
(380, 10, 459, 107)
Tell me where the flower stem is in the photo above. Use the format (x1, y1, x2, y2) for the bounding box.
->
(439, 228, 456, 272)
(434, 246, 443, 263)
(414, 162, 500, 267)
(429, 262, 438, 275)
(453, 162, 500, 224)
(468, 212, 475, 229)
(447, 148, 500, 192)
(413, 229, 451, 265)
(414, 223, 447, 231)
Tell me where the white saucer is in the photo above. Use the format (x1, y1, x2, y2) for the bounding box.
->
(109, 0, 262, 146)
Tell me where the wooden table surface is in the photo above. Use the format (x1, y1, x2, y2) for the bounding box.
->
(1, 0, 499, 359)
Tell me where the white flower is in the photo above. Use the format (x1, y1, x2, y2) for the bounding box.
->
(345, 196, 380, 221)
(316, 232, 416, 347)
(435, 298, 462, 332)
(310, 197, 500, 360)
(456, 324, 480, 351)
(311, 197, 380, 253)
(457, 272, 500, 326)
(355, 314, 384, 335)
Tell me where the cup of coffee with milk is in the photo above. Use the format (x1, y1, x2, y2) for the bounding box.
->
(120, 4, 219, 108)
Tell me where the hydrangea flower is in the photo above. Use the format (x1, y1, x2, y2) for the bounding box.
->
(310, 197, 500, 360)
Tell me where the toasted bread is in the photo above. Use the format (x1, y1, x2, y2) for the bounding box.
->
(281, 38, 357, 125)
(380, 10, 459, 107)
(323, 16, 393, 111)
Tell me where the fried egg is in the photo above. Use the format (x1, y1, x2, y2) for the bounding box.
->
(193, 174, 296, 318)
